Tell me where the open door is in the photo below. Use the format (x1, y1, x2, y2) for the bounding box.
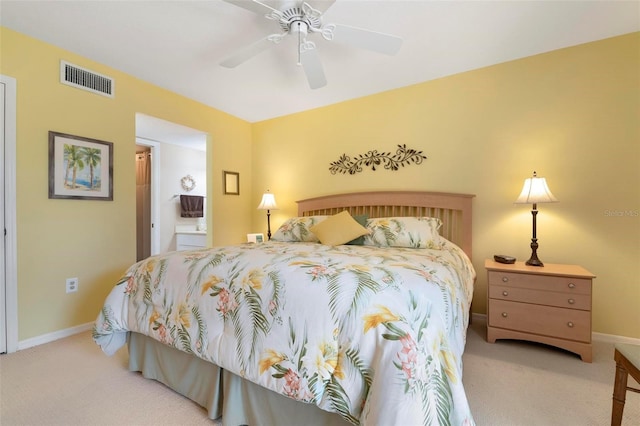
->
(135, 147, 151, 260)
(1, 74, 18, 354)
(1, 78, 6, 353)
(135, 140, 160, 259)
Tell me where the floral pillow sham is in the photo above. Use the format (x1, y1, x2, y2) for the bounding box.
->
(271, 216, 328, 242)
(363, 217, 444, 249)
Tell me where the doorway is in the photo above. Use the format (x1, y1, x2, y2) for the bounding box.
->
(135, 114, 208, 256)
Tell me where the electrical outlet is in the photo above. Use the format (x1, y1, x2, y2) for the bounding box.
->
(66, 277, 78, 293)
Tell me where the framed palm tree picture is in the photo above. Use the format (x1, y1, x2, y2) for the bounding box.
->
(48, 131, 114, 200)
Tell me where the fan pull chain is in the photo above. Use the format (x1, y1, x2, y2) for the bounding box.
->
(297, 22, 302, 66)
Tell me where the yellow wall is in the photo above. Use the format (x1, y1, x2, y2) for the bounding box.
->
(1, 28, 253, 340)
(2, 26, 638, 342)
(252, 33, 640, 339)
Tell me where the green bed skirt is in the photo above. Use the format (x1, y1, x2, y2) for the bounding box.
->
(128, 333, 351, 426)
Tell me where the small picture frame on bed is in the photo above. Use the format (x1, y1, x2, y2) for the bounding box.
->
(247, 233, 264, 243)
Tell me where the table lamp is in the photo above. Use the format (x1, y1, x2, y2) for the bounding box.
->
(257, 190, 278, 240)
(514, 171, 558, 266)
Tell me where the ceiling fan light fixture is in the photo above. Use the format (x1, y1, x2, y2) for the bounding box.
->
(291, 20, 308, 35)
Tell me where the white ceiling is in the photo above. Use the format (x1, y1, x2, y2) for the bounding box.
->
(2, 0, 639, 124)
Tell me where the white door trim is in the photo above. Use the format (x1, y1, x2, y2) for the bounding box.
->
(1, 74, 18, 353)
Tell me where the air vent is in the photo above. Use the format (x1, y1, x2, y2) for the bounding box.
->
(60, 61, 114, 98)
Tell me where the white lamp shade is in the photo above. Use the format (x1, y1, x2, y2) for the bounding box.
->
(257, 192, 278, 210)
(514, 173, 558, 204)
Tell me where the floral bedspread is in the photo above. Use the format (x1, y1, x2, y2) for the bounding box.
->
(94, 240, 476, 426)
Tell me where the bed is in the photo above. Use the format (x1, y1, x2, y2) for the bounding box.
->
(94, 191, 476, 426)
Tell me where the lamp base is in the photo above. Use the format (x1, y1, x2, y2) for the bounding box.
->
(525, 257, 544, 267)
(526, 237, 544, 267)
(266, 210, 272, 241)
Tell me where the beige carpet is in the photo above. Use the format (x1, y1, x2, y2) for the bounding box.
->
(1, 317, 638, 426)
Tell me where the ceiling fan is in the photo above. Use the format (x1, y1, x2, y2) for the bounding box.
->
(220, 0, 403, 89)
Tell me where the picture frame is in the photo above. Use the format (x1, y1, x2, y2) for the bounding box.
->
(223, 171, 239, 195)
(48, 131, 114, 201)
(247, 233, 265, 243)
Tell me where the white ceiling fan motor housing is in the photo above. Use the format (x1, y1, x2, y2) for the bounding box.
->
(278, 5, 322, 33)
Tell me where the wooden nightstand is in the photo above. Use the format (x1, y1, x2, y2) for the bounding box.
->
(485, 259, 595, 362)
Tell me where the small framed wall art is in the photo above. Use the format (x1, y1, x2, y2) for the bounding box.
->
(48, 131, 114, 201)
(223, 171, 239, 195)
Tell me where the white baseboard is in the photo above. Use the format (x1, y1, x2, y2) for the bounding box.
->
(471, 312, 640, 345)
(17, 322, 94, 351)
(592, 332, 640, 345)
(471, 312, 487, 322)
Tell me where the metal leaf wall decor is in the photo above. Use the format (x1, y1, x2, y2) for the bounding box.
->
(329, 144, 427, 175)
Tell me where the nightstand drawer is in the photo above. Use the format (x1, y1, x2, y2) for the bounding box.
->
(488, 271, 591, 295)
(489, 299, 590, 342)
(489, 285, 591, 310)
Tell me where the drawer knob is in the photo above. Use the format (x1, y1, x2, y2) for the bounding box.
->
(567, 321, 574, 328)
(502, 291, 509, 297)
(501, 312, 508, 318)
(568, 298, 575, 305)
(502, 276, 509, 283)
(568, 283, 576, 289)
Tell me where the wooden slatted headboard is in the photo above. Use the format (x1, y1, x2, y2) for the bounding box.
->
(297, 191, 475, 259)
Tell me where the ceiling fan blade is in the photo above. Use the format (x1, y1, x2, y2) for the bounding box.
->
(222, 0, 278, 15)
(299, 45, 327, 89)
(220, 36, 277, 68)
(328, 23, 403, 56)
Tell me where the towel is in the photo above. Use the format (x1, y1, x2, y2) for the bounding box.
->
(180, 195, 204, 218)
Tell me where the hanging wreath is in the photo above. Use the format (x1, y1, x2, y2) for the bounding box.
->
(180, 175, 196, 192)
(329, 144, 427, 175)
